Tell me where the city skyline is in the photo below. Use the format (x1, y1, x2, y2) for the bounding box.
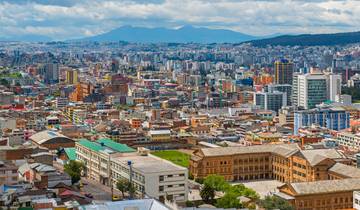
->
(0, 0, 359, 40)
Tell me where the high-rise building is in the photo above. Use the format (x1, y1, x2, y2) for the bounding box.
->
(297, 72, 327, 109)
(292, 69, 342, 109)
(43, 61, 59, 84)
(254, 91, 287, 113)
(65, 69, 78, 84)
(274, 59, 294, 85)
(265, 84, 292, 106)
(293, 106, 350, 135)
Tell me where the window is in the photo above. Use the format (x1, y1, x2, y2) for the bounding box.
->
(159, 186, 164, 192)
(159, 176, 164, 181)
(168, 185, 173, 188)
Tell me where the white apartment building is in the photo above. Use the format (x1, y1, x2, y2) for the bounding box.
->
(337, 132, 360, 150)
(110, 152, 188, 202)
(75, 139, 135, 186)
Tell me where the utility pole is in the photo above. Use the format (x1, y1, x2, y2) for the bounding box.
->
(128, 160, 133, 199)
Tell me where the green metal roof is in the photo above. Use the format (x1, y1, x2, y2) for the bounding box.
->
(78, 139, 104, 152)
(64, 147, 76, 161)
(78, 138, 135, 153)
(96, 138, 136, 153)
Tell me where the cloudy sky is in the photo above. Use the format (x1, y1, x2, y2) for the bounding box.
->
(0, 0, 359, 40)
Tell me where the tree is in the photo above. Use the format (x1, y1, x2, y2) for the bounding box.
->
(64, 160, 84, 184)
(116, 179, 136, 199)
(228, 184, 259, 200)
(116, 179, 129, 198)
(216, 192, 243, 209)
(203, 174, 230, 191)
(259, 195, 294, 210)
(200, 183, 215, 203)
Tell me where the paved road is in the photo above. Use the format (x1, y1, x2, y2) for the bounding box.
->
(81, 178, 113, 201)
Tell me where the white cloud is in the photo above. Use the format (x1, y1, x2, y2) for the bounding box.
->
(0, 0, 359, 40)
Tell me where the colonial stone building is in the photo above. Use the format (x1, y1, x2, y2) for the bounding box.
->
(189, 144, 353, 182)
(277, 178, 360, 210)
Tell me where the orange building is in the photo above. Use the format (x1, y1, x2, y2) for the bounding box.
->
(130, 118, 142, 129)
(277, 178, 360, 210)
(190, 144, 353, 182)
(253, 74, 273, 86)
(69, 83, 83, 102)
(69, 82, 94, 102)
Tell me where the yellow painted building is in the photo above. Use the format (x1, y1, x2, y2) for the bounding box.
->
(65, 69, 78, 84)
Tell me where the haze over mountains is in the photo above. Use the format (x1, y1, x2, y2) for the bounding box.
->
(2, 25, 360, 47)
(77, 25, 259, 43)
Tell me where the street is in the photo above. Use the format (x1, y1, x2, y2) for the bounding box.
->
(81, 177, 113, 201)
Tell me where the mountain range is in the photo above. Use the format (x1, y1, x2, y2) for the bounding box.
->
(2, 25, 360, 46)
(247, 31, 360, 47)
(76, 25, 259, 43)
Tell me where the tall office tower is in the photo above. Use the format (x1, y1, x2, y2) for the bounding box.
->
(254, 91, 287, 113)
(265, 84, 292, 106)
(43, 61, 59, 84)
(293, 69, 342, 109)
(297, 72, 327, 110)
(111, 59, 120, 73)
(274, 59, 294, 85)
(65, 69, 78, 84)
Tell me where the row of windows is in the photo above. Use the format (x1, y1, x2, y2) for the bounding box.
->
(206, 157, 270, 167)
(159, 184, 185, 192)
(293, 162, 306, 169)
(298, 196, 352, 207)
(159, 174, 185, 181)
(293, 170, 306, 178)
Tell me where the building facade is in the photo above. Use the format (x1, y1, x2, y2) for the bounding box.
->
(277, 179, 360, 210)
(293, 107, 350, 135)
(274, 59, 294, 85)
(254, 91, 287, 113)
(110, 153, 188, 202)
(75, 138, 135, 185)
(190, 144, 353, 183)
(336, 132, 360, 150)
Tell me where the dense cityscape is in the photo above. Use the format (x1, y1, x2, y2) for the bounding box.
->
(1, 0, 360, 209)
(0, 39, 360, 210)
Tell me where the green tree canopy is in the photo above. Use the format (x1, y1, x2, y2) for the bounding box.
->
(200, 183, 215, 203)
(258, 195, 294, 210)
(216, 192, 243, 209)
(116, 179, 135, 199)
(203, 174, 230, 191)
(64, 160, 84, 184)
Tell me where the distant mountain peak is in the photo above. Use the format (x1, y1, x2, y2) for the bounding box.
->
(75, 25, 258, 43)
